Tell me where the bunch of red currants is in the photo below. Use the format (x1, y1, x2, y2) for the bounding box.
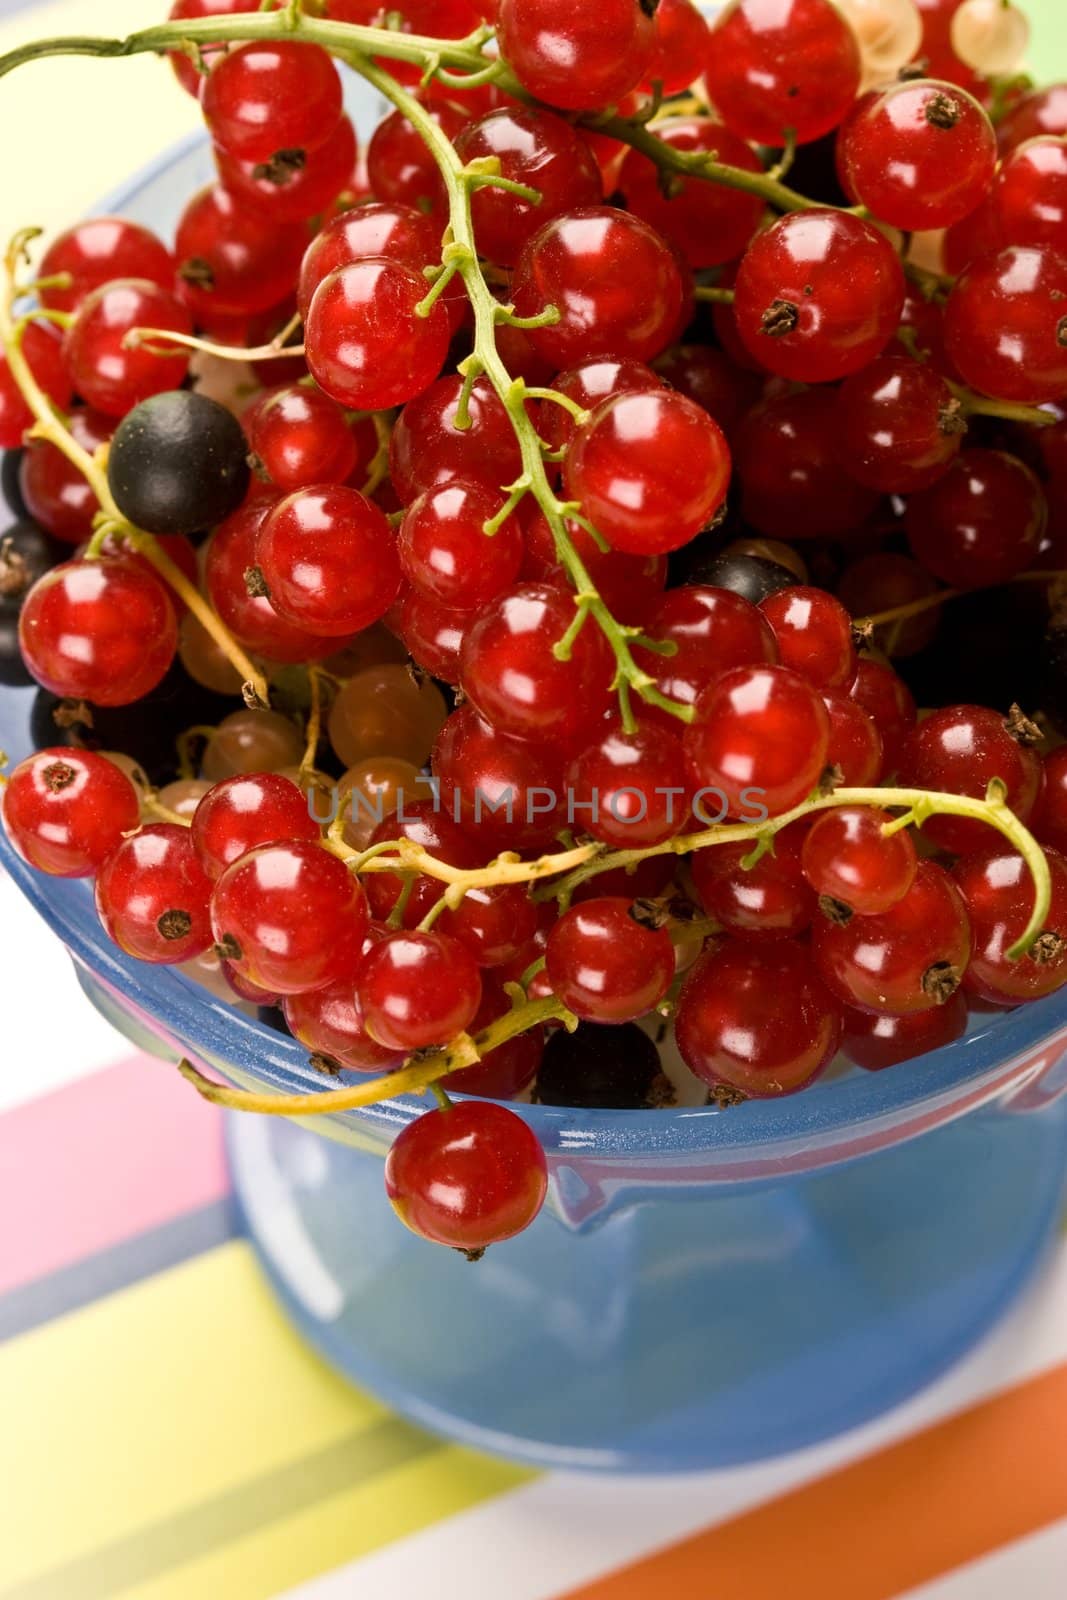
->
(3, 0, 1067, 1256)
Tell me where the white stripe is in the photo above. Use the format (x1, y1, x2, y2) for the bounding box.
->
(901, 1522, 1067, 1600)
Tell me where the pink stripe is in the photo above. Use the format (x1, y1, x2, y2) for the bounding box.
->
(0, 1056, 226, 1295)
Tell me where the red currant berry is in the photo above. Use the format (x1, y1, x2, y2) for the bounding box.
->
(633, 585, 777, 724)
(63, 279, 192, 419)
(211, 840, 369, 994)
(814, 859, 972, 1015)
(366, 100, 464, 218)
(96, 824, 214, 964)
(175, 185, 307, 318)
(214, 116, 358, 224)
(243, 383, 358, 492)
(914, 0, 983, 92)
(906, 448, 1045, 589)
(833, 354, 966, 494)
(398, 480, 525, 611)
(683, 664, 831, 819)
(38, 217, 174, 315)
(0, 320, 72, 450)
(545, 897, 675, 1024)
(440, 883, 541, 972)
(256, 486, 401, 636)
(511, 207, 686, 370)
(202, 41, 342, 164)
(190, 772, 321, 880)
(19, 557, 176, 706)
(305, 260, 451, 411)
(459, 582, 615, 747)
(357, 929, 482, 1051)
(954, 845, 1067, 1006)
(564, 389, 731, 556)
(1033, 746, 1067, 854)
(759, 586, 855, 689)
(19, 407, 113, 544)
(848, 657, 917, 777)
(900, 703, 1042, 855)
(944, 245, 1067, 405)
(997, 84, 1067, 154)
(363, 800, 481, 928)
(537, 358, 663, 456)
(822, 689, 885, 786)
(691, 822, 816, 941)
(837, 80, 996, 231)
(704, 0, 862, 147)
(675, 939, 842, 1097)
(2, 748, 140, 878)
(205, 499, 337, 664)
(566, 718, 688, 849)
(802, 805, 918, 916)
(389, 375, 522, 503)
(651, 344, 762, 442)
(283, 952, 402, 1074)
(734, 390, 881, 539)
(841, 991, 969, 1070)
(166, 0, 254, 97)
(385, 1100, 547, 1250)
(641, 0, 712, 94)
(396, 587, 468, 683)
(521, 508, 667, 626)
(443, 976, 545, 1100)
(941, 188, 1005, 274)
(456, 106, 602, 268)
(734, 209, 905, 382)
(296, 200, 439, 320)
(432, 702, 567, 852)
(994, 135, 1067, 254)
(498, 0, 655, 111)
(619, 118, 765, 269)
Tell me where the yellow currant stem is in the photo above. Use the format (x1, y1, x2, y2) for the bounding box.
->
(300, 667, 325, 776)
(693, 285, 736, 304)
(855, 570, 1067, 632)
(124, 326, 305, 362)
(177, 993, 567, 1116)
(143, 796, 193, 827)
(327, 830, 601, 887)
(949, 381, 1058, 429)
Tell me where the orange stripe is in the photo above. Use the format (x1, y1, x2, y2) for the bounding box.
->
(562, 1363, 1067, 1600)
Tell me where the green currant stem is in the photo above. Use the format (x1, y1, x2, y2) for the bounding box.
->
(523, 387, 592, 425)
(855, 569, 1066, 631)
(124, 326, 305, 362)
(950, 382, 1058, 429)
(692, 286, 736, 304)
(176, 992, 568, 1116)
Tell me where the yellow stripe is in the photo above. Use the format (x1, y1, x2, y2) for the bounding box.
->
(0, 1243, 527, 1592)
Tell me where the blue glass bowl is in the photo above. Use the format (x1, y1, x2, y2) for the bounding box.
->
(3, 123, 1067, 1472)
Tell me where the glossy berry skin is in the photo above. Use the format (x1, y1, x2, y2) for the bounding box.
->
(704, 0, 862, 147)
(566, 719, 688, 849)
(366, 101, 462, 219)
(397, 588, 468, 683)
(998, 85, 1067, 154)
(641, 0, 711, 93)
(456, 106, 602, 268)
(944, 246, 1067, 405)
(19, 407, 112, 544)
(0, 322, 72, 449)
(822, 690, 885, 786)
(734, 389, 881, 540)
(443, 977, 545, 1100)
(849, 658, 917, 778)
(384, 1101, 548, 1251)
(813, 861, 972, 1016)
(833, 354, 965, 494)
(202, 41, 342, 163)
(175, 185, 307, 319)
(257, 486, 401, 636)
(619, 118, 765, 269)
(841, 991, 969, 1071)
(205, 500, 336, 665)
(440, 885, 541, 972)
(564, 390, 730, 556)
(521, 508, 667, 628)
(283, 960, 402, 1075)
(398, 481, 524, 611)
(244, 384, 357, 492)
(190, 773, 321, 880)
(545, 898, 675, 1024)
(38, 218, 174, 316)
(538, 358, 663, 456)
(511, 207, 687, 370)
(389, 376, 522, 503)
(1033, 747, 1067, 854)
(758, 587, 855, 690)
(214, 117, 358, 225)
(905, 449, 1045, 590)
(953, 845, 1067, 1006)
(497, 0, 655, 112)
(296, 201, 439, 319)
(432, 702, 567, 853)
(801, 806, 918, 916)
(63, 279, 192, 419)
(734, 209, 905, 382)
(2, 748, 140, 878)
(900, 704, 1042, 856)
(837, 80, 996, 230)
(362, 801, 481, 929)
(459, 583, 614, 747)
(356, 930, 482, 1052)
(108, 391, 250, 537)
(166, 0, 255, 96)
(691, 824, 816, 941)
(683, 664, 830, 820)
(96, 824, 213, 964)
(651, 344, 762, 442)
(633, 585, 777, 725)
(19, 557, 177, 707)
(305, 260, 451, 411)
(676, 941, 842, 1098)
(994, 135, 1067, 253)
(211, 840, 369, 995)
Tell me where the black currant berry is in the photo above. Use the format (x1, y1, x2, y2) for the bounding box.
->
(679, 551, 798, 605)
(2, 448, 27, 518)
(534, 1021, 662, 1109)
(0, 520, 64, 688)
(107, 391, 250, 535)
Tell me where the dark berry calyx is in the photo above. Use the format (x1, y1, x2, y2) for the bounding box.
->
(179, 256, 215, 290)
(157, 909, 193, 942)
(708, 1084, 748, 1109)
(0, 539, 29, 600)
(52, 699, 93, 730)
(244, 564, 270, 599)
(252, 148, 307, 185)
(628, 897, 669, 930)
(925, 92, 962, 130)
(42, 759, 77, 793)
(819, 894, 854, 926)
(938, 398, 968, 437)
(922, 961, 961, 1003)
(1057, 315, 1067, 348)
(1030, 931, 1067, 966)
(214, 933, 242, 962)
(309, 1052, 343, 1076)
(1005, 703, 1042, 746)
(761, 298, 799, 337)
